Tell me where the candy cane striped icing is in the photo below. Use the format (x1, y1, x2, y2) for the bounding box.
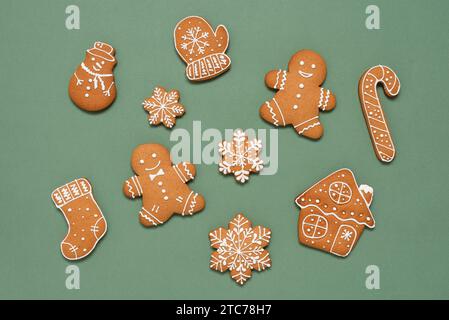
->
(359, 65, 400, 163)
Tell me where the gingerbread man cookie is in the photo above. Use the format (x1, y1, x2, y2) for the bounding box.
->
(69, 41, 117, 112)
(51, 178, 107, 260)
(123, 144, 205, 227)
(174, 16, 230, 81)
(259, 49, 336, 139)
(295, 169, 375, 257)
(359, 65, 400, 163)
(142, 86, 185, 128)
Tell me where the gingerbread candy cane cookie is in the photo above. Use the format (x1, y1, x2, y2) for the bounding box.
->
(358, 65, 400, 162)
(51, 178, 107, 260)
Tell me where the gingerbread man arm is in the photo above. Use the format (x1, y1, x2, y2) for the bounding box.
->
(172, 162, 196, 183)
(317, 88, 336, 111)
(123, 175, 143, 199)
(265, 69, 288, 90)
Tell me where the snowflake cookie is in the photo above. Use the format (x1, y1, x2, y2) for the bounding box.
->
(218, 130, 263, 183)
(142, 86, 185, 128)
(209, 213, 271, 285)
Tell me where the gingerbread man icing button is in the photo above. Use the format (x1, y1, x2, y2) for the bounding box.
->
(260, 49, 336, 139)
(123, 144, 205, 227)
(174, 16, 231, 81)
(68, 41, 117, 112)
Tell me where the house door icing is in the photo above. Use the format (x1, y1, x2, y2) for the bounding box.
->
(330, 224, 358, 257)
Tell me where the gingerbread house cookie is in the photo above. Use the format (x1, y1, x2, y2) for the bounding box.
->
(295, 169, 375, 257)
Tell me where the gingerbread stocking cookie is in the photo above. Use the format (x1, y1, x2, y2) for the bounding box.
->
(259, 49, 336, 139)
(51, 178, 107, 260)
(174, 16, 231, 81)
(123, 144, 205, 227)
(69, 41, 117, 112)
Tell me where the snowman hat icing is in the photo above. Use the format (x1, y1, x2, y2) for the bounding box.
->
(87, 41, 115, 62)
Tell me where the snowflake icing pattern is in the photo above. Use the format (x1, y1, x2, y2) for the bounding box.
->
(341, 229, 353, 241)
(209, 213, 271, 285)
(218, 130, 263, 183)
(181, 27, 210, 55)
(142, 86, 185, 128)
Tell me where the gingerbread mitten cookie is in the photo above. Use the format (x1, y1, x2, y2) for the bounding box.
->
(69, 41, 117, 112)
(209, 213, 271, 285)
(218, 130, 263, 183)
(295, 169, 375, 257)
(51, 178, 107, 260)
(359, 65, 400, 163)
(123, 144, 205, 227)
(260, 50, 336, 139)
(174, 16, 230, 81)
(142, 86, 185, 128)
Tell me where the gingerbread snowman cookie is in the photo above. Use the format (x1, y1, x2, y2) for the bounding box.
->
(69, 41, 117, 112)
(260, 49, 336, 139)
(174, 16, 230, 81)
(123, 144, 205, 227)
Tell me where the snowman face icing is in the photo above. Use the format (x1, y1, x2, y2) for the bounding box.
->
(289, 50, 327, 85)
(85, 52, 116, 73)
(131, 144, 171, 175)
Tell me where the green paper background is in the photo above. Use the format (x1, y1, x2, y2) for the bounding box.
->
(0, 0, 448, 299)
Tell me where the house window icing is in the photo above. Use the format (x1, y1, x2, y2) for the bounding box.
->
(302, 214, 328, 239)
(328, 181, 352, 204)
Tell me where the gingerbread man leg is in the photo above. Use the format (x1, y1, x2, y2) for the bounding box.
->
(175, 191, 205, 216)
(139, 204, 171, 227)
(295, 118, 323, 139)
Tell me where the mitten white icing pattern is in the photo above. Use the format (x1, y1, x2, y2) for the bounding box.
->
(174, 16, 230, 81)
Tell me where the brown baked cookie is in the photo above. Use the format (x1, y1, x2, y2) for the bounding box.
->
(51, 178, 107, 260)
(295, 169, 375, 257)
(359, 65, 400, 163)
(142, 86, 185, 128)
(218, 129, 263, 183)
(209, 213, 271, 285)
(68, 41, 117, 112)
(174, 16, 230, 81)
(260, 49, 336, 139)
(123, 143, 205, 227)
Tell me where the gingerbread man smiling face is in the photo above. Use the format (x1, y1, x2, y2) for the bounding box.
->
(123, 144, 205, 227)
(260, 49, 336, 140)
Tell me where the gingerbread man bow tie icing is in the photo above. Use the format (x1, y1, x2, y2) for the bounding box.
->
(259, 49, 336, 139)
(295, 169, 375, 257)
(69, 41, 117, 112)
(174, 16, 231, 81)
(149, 168, 164, 181)
(123, 144, 205, 227)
